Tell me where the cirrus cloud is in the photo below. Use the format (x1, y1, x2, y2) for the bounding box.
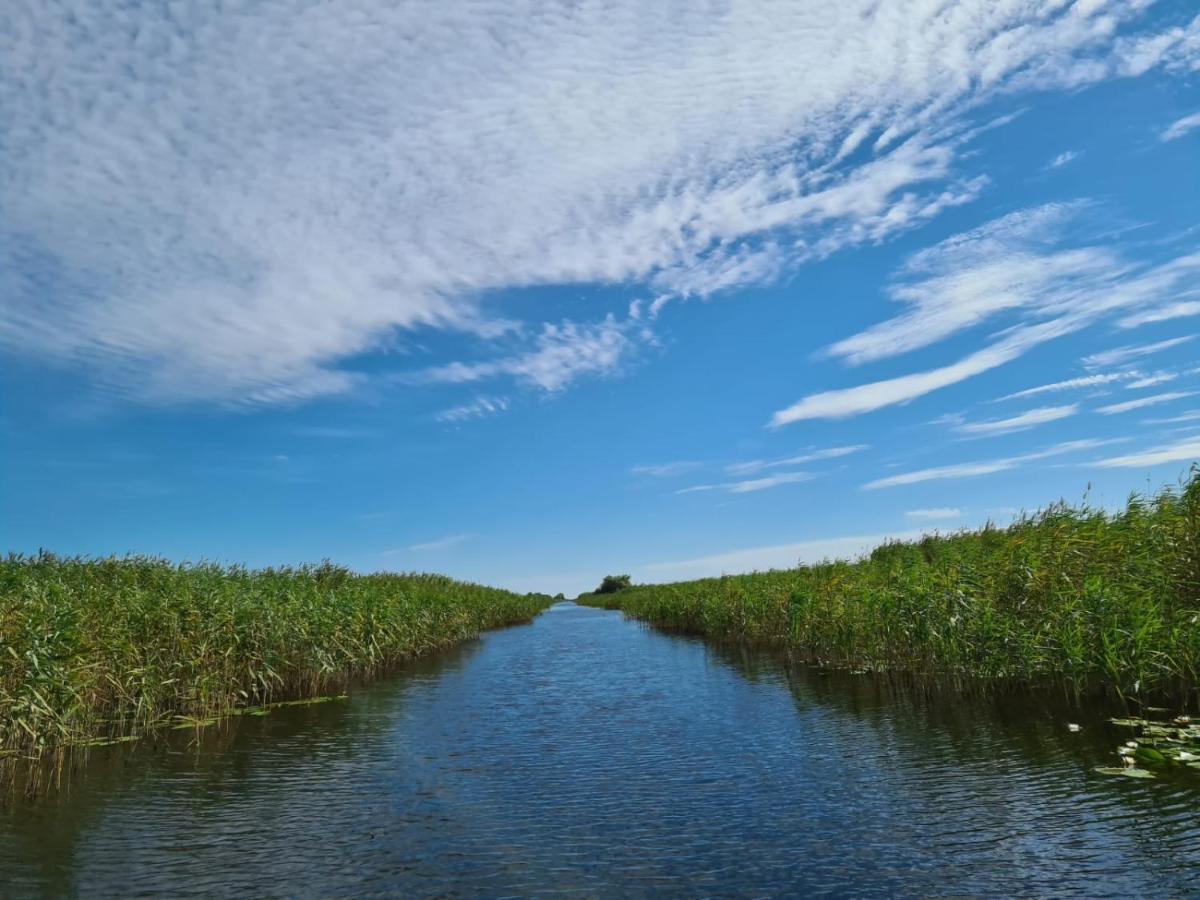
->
(2, 2, 1198, 405)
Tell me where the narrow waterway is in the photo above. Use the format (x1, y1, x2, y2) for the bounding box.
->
(2, 602, 1198, 897)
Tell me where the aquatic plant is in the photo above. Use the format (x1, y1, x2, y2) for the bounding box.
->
(1095, 713, 1200, 779)
(582, 468, 1200, 704)
(0, 556, 551, 788)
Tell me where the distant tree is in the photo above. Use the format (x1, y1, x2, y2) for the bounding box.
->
(594, 574, 632, 594)
(553, 593, 565, 601)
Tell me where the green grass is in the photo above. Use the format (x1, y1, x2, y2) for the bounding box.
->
(0, 556, 551, 785)
(581, 469, 1200, 704)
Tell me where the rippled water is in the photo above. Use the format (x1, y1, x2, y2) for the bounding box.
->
(3, 602, 1199, 897)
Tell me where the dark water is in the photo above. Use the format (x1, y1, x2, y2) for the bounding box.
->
(2, 602, 1199, 898)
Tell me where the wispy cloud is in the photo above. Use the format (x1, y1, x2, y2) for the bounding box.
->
(954, 404, 1077, 437)
(725, 445, 868, 477)
(862, 438, 1123, 490)
(436, 396, 509, 423)
(771, 201, 1200, 425)
(905, 507, 963, 521)
(772, 318, 1071, 425)
(1082, 336, 1196, 369)
(388, 533, 476, 554)
(1143, 410, 1200, 425)
(1161, 112, 1200, 142)
(1117, 299, 1200, 328)
(293, 426, 376, 439)
(1126, 372, 1178, 390)
(632, 461, 704, 478)
(678, 471, 815, 496)
(1, 3, 1197, 405)
(1096, 391, 1197, 415)
(1047, 150, 1080, 169)
(1091, 437, 1200, 469)
(414, 317, 641, 392)
(993, 372, 1133, 402)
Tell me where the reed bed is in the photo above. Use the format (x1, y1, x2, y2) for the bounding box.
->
(582, 470, 1200, 704)
(0, 556, 550, 786)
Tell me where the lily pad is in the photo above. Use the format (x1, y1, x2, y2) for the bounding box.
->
(1094, 766, 1155, 779)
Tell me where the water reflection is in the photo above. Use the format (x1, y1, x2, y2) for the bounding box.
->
(2, 603, 1197, 897)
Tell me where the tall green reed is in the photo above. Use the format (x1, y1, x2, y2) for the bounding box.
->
(582, 469, 1200, 705)
(0, 556, 550, 788)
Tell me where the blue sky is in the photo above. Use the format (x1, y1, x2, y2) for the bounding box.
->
(3, 0, 1200, 596)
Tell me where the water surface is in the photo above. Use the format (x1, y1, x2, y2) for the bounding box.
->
(2, 602, 1198, 897)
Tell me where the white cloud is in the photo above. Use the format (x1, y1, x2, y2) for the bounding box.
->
(1118, 298, 1200, 329)
(826, 207, 1200, 369)
(1, 2, 1196, 404)
(862, 438, 1122, 490)
(771, 317, 1072, 425)
(1096, 390, 1197, 415)
(293, 426, 376, 439)
(1126, 372, 1177, 390)
(771, 200, 1200, 426)
(388, 533, 476, 554)
(725, 444, 868, 476)
(1161, 112, 1200, 141)
(415, 316, 639, 392)
(1091, 437, 1200, 469)
(678, 471, 815, 495)
(1048, 150, 1080, 168)
(1143, 410, 1200, 425)
(993, 372, 1133, 401)
(1082, 335, 1196, 369)
(824, 202, 1103, 366)
(632, 461, 704, 478)
(905, 507, 963, 520)
(954, 404, 1077, 437)
(435, 396, 510, 423)
(638, 530, 926, 581)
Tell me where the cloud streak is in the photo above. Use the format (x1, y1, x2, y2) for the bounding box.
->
(1082, 336, 1196, 369)
(954, 404, 1077, 437)
(862, 438, 1122, 490)
(1162, 112, 1200, 141)
(905, 507, 963, 520)
(393, 534, 476, 553)
(678, 471, 815, 496)
(993, 372, 1134, 402)
(1096, 391, 1197, 415)
(1091, 438, 1200, 469)
(632, 461, 705, 478)
(435, 396, 510, 423)
(772, 202, 1200, 425)
(725, 445, 868, 477)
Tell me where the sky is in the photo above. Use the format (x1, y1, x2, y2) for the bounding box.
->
(3, 0, 1200, 597)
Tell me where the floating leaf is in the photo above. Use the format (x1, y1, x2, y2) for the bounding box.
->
(1094, 766, 1155, 779)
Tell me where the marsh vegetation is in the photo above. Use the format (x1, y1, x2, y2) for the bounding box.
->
(0, 555, 550, 790)
(582, 470, 1200, 706)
